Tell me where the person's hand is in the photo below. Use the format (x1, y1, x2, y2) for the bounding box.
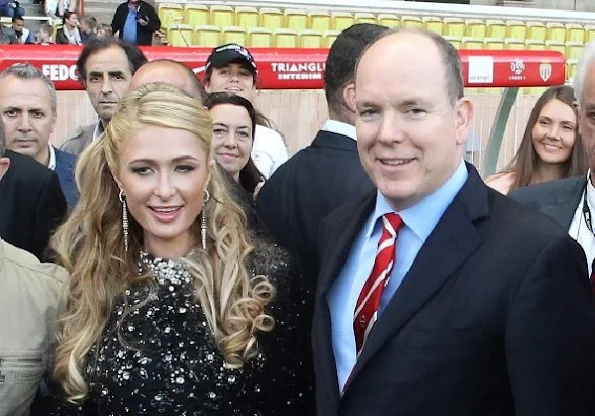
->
(138, 17, 148, 26)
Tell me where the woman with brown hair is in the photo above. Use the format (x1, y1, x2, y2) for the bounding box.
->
(485, 85, 588, 194)
(46, 83, 313, 414)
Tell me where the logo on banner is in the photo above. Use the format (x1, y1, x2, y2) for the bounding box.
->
(271, 62, 325, 81)
(539, 62, 552, 82)
(509, 59, 526, 81)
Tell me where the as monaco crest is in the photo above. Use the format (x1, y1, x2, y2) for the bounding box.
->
(539, 63, 552, 82)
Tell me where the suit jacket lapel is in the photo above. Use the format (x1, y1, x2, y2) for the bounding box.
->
(345, 166, 490, 390)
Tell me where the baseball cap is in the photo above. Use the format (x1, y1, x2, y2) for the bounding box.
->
(205, 43, 258, 73)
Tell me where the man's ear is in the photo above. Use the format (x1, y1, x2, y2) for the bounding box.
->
(343, 83, 356, 114)
(454, 97, 473, 146)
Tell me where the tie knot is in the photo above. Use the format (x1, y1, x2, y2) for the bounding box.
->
(382, 213, 402, 235)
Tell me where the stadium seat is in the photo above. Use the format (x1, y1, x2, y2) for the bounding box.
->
(235, 6, 259, 28)
(566, 42, 584, 61)
(526, 21, 547, 42)
(355, 13, 377, 25)
(462, 37, 483, 50)
(486, 20, 506, 39)
(52, 23, 63, 39)
(465, 19, 486, 39)
(274, 28, 299, 47)
(504, 38, 525, 50)
(260, 8, 283, 30)
(401, 15, 423, 29)
(444, 35, 461, 49)
(285, 9, 308, 31)
(586, 24, 595, 43)
(299, 29, 323, 48)
(546, 22, 566, 42)
(525, 39, 545, 50)
(221, 26, 247, 45)
(323, 29, 341, 48)
(565, 23, 585, 43)
(484, 38, 505, 50)
(168, 23, 193, 47)
(159, 4, 184, 30)
(377, 13, 399, 28)
(183, 5, 208, 27)
(194, 25, 220, 47)
(423, 17, 444, 35)
(566, 59, 578, 82)
(248, 27, 273, 47)
(309, 11, 331, 32)
(331, 12, 355, 31)
(506, 20, 526, 41)
(444, 18, 465, 38)
(210, 5, 234, 27)
(545, 40, 566, 55)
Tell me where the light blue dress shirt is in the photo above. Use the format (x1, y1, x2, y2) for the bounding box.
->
(326, 160, 469, 391)
(122, 8, 138, 45)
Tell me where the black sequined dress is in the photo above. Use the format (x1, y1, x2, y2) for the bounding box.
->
(47, 243, 314, 415)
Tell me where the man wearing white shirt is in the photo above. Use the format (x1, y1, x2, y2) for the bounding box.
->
(511, 41, 595, 278)
(256, 24, 386, 291)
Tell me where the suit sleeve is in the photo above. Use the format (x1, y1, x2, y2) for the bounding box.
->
(145, 4, 160, 32)
(505, 235, 595, 415)
(110, 5, 124, 36)
(32, 171, 67, 261)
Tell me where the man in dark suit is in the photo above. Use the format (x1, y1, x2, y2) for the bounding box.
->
(111, 0, 160, 46)
(314, 27, 595, 416)
(256, 24, 385, 289)
(510, 42, 595, 274)
(0, 63, 78, 209)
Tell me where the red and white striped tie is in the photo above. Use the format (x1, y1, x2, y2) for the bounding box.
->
(353, 213, 403, 356)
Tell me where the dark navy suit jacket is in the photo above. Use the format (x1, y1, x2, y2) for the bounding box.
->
(54, 147, 78, 210)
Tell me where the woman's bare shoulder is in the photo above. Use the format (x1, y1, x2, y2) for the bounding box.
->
(485, 171, 516, 195)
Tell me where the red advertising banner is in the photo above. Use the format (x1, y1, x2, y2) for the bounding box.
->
(0, 45, 565, 90)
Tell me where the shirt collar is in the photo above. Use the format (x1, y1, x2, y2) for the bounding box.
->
(367, 160, 468, 242)
(321, 119, 357, 141)
(47, 144, 56, 170)
(93, 120, 105, 141)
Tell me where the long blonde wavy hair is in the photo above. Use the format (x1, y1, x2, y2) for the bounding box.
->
(51, 83, 274, 402)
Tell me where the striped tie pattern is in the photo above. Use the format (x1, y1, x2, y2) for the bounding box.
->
(353, 212, 403, 356)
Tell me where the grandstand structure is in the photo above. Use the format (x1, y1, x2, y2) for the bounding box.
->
(13, 0, 595, 175)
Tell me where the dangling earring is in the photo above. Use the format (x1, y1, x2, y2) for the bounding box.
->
(201, 189, 210, 250)
(119, 189, 129, 252)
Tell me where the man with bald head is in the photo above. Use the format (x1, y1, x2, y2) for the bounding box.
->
(313, 27, 595, 415)
(130, 59, 207, 102)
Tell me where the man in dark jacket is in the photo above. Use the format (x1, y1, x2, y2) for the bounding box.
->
(111, 0, 160, 46)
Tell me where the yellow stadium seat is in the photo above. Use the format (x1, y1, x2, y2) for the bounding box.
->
(194, 25, 220, 48)
(462, 37, 483, 50)
(443, 35, 461, 49)
(566, 23, 585, 43)
(527, 21, 547, 42)
(323, 29, 341, 48)
(299, 29, 322, 48)
(210, 5, 234, 27)
(586, 24, 595, 43)
(221, 26, 246, 45)
(0, 16, 10, 26)
(183, 5, 208, 27)
(355, 13, 377, 25)
(168, 24, 193, 47)
(566, 42, 584, 61)
(545, 40, 566, 56)
(52, 23, 63, 39)
(484, 38, 505, 50)
(465, 19, 486, 39)
(525, 39, 545, 50)
(401, 15, 423, 29)
(423, 17, 443, 35)
(444, 18, 465, 38)
(506, 20, 526, 41)
(486, 20, 506, 39)
(309, 11, 331, 32)
(159, 4, 184, 30)
(274, 28, 298, 48)
(260, 8, 283, 30)
(235, 6, 259, 29)
(331, 12, 355, 31)
(505, 38, 525, 50)
(567, 59, 578, 82)
(248, 27, 273, 47)
(377, 13, 399, 28)
(546, 22, 566, 43)
(285, 9, 308, 31)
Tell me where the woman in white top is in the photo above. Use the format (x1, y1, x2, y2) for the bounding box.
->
(202, 43, 288, 179)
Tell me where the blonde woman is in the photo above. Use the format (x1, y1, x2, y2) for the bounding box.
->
(46, 83, 313, 414)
